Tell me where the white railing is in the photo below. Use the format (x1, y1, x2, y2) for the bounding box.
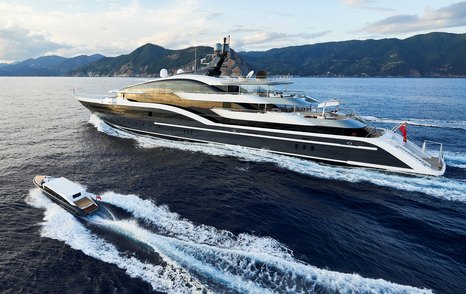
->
(213, 107, 265, 114)
(257, 90, 308, 98)
(388, 136, 432, 169)
(226, 74, 294, 81)
(421, 140, 444, 165)
(391, 122, 405, 132)
(390, 122, 444, 167)
(391, 133, 444, 169)
(267, 74, 295, 81)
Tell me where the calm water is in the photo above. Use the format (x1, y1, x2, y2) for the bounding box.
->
(1, 77, 465, 293)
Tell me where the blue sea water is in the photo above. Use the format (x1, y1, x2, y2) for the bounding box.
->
(0, 77, 465, 293)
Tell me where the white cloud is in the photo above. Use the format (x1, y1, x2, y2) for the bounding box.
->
(0, 1, 330, 61)
(235, 31, 331, 51)
(342, 0, 393, 12)
(0, 0, 215, 61)
(2, 0, 462, 62)
(362, 1, 466, 34)
(0, 24, 70, 62)
(344, 0, 374, 5)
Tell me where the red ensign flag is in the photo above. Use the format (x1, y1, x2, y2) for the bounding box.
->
(399, 122, 407, 143)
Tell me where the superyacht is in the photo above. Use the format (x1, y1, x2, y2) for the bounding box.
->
(75, 37, 445, 176)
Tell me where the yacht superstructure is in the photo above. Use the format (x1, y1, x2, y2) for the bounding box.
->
(76, 37, 445, 176)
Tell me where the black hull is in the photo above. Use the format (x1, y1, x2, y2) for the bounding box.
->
(40, 190, 84, 216)
(81, 101, 412, 171)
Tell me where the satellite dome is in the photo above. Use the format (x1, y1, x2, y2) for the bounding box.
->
(160, 68, 168, 78)
(256, 70, 267, 79)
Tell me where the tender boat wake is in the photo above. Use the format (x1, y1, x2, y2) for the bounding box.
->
(89, 115, 466, 201)
(444, 151, 466, 169)
(26, 189, 432, 293)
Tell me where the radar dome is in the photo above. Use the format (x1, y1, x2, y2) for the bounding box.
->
(256, 70, 267, 79)
(160, 68, 168, 78)
(176, 69, 184, 74)
(214, 43, 222, 52)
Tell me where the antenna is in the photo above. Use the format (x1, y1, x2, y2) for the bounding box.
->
(194, 46, 197, 74)
(222, 35, 230, 53)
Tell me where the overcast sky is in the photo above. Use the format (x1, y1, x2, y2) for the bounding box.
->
(0, 0, 465, 63)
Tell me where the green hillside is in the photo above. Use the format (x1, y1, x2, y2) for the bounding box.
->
(2, 32, 464, 77)
(240, 32, 466, 77)
(71, 44, 248, 77)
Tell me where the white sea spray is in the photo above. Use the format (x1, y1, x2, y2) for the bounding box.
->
(26, 188, 433, 293)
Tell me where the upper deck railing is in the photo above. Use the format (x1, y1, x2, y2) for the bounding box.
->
(389, 123, 444, 169)
(220, 75, 294, 86)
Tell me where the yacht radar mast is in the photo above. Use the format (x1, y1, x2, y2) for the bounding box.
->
(203, 35, 230, 77)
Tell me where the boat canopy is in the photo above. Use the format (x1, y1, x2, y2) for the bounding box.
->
(43, 177, 85, 205)
(317, 100, 339, 109)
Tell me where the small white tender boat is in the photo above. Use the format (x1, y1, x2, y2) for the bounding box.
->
(33, 175, 100, 216)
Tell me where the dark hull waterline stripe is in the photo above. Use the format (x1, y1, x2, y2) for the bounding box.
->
(107, 121, 418, 174)
(151, 121, 377, 151)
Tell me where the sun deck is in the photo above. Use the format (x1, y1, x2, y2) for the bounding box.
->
(74, 197, 94, 209)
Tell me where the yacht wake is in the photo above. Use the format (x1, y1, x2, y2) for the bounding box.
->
(89, 115, 466, 201)
(28, 188, 432, 293)
(361, 116, 466, 131)
(444, 151, 466, 169)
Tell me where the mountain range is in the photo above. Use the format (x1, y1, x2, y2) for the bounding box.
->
(1, 32, 465, 77)
(0, 54, 104, 76)
(240, 32, 466, 77)
(69, 45, 249, 77)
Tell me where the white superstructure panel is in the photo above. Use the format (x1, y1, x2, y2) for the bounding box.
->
(43, 177, 85, 206)
(211, 108, 315, 125)
(174, 92, 268, 104)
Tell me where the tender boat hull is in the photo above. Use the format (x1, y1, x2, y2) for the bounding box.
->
(33, 175, 100, 216)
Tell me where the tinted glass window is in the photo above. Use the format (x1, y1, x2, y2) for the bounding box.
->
(125, 80, 219, 93)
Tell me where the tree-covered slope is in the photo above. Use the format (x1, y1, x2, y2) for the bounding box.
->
(240, 32, 466, 77)
(71, 44, 249, 77)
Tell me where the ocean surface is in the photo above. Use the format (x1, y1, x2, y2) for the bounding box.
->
(1, 77, 465, 293)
